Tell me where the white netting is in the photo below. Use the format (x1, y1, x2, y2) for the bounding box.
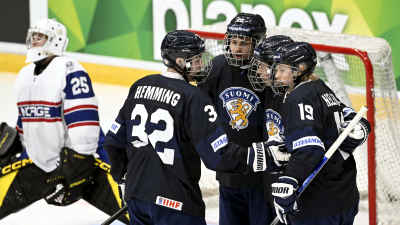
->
(194, 27, 400, 225)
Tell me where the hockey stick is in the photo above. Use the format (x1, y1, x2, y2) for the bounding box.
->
(101, 205, 128, 225)
(270, 106, 368, 225)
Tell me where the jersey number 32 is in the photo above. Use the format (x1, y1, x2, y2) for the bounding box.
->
(130, 104, 175, 165)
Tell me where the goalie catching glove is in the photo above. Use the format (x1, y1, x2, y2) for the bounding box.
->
(45, 147, 96, 206)
(339, 107, 371, 154)
(247, 140, 290, 172)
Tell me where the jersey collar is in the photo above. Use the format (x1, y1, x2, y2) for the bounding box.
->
(161, 71, 185, 81)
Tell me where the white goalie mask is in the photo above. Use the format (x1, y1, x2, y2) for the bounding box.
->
(26, 18, 69, 63)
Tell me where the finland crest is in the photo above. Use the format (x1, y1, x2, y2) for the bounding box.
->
(219, 87, 260, 131)
(265, 109, 284, 139)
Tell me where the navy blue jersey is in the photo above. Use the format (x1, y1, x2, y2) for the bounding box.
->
(199, 55, 265, 188)
(282, 79, 359, 219)
(262, 88, 286, 204)
(263, 88, 285, 142)
(104, 73, 252, 217)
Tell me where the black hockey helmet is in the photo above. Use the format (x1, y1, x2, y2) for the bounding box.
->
(226, 13, 266, 41)
(161, 30, 209, 83)
(270, 41, 317, 94)
(224, 13, 266, 67)
(248, 35, 294, 91)
(253, 35, 294, 64)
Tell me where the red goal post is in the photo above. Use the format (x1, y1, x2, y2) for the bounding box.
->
(190, 28, 400, 225)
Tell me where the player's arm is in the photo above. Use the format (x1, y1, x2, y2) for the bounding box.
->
(185, 91, 289, 174)
(104, 117, 128, 183)
(339, 105, 371, 153)
(45, 62, 102, 206)
(197, 57, 218, 99)
(61, 61, 100, 156)
(103, 90, 132, 183)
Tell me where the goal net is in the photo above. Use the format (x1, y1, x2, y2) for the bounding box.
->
(192, 27, 400, 225)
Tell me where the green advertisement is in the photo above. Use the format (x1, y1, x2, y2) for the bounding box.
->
(48, 0, 400, 88)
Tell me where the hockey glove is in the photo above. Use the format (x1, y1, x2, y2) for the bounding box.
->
(248, 142, 290, 172)
(0, 122, 18, 157)
(265, 137, 290, 172)
(45, 147, 96, 206)
(339, 108, 371, 154)
(271, 176, 299, 225)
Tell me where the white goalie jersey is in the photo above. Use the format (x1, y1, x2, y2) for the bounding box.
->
(15, 56, 100, 172)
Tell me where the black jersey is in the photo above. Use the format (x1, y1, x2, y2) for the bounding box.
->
(104, 73, 253, 217)
(262, 88, 286, 203)
(263, 88, 285, 142)
(282, 79, 359, 219)
(199, 55, 265, 188)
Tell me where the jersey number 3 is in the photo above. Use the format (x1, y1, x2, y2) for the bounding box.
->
(130, 104, 175, 165)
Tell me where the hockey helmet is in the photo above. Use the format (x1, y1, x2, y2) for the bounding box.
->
(161, 30, 210, 83)
(271, 41, 317, 94)
(224, 13, 266, 67)
(248, 35, 294, 91)
(26, 18, 69, 63)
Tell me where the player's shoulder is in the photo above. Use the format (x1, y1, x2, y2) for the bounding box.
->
(18, 63, 35, 76)
(286, 79, 325, 104)
(52, 56, 85, 73)
(129, 73, 200, 98)
(208, 55, 229, 76)
(212, 54, 226, 64)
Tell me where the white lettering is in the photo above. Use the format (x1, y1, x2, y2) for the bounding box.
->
(312, 12, 348, 33)
(152, 0, 189, 61)
(279, 8, 314, 30)
(240, 4, 276, 28)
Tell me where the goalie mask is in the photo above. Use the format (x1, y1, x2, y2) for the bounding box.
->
(224, 13, 266, 67)
(248, 35, 294, 92)
(26, 18, 69, 63)
(270, 42, 317, 95)
(161, 30, 211, 84)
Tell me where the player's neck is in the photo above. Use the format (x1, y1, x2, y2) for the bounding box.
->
(34, 55, 56, 75)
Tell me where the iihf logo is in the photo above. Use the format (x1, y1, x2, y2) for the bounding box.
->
(219, 87, 260, 131)
(265, 109, 284, 139)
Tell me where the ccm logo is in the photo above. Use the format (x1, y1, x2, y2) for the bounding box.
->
(1, 159, 33, 175)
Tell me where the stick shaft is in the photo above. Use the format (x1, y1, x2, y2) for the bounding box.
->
(270, 106, 368, 225)
(101, 205, 128, 225)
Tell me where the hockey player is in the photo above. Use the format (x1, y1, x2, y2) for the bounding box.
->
(248, 35, 295, 212)
(103, 30, 290, 225)
(0, 18, 128, 224)
(265, 42, 371, 225)
(198, 13, 273, 225)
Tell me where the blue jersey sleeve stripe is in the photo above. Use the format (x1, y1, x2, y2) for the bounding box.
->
(64, 109, 99, 125)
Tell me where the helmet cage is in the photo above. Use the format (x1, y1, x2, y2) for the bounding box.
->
(184, 52, 213, 84)
(223, 34, 256, 67)
(271, 63, 300, 95)
(248, 58, 273, 92)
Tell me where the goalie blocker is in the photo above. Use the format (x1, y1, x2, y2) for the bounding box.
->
(0, 123, 128, 224)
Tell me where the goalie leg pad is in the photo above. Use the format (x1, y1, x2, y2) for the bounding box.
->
(0, 164, 53, 219)
(83, 167, 129, 224)
(0, 124, 23, 171)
